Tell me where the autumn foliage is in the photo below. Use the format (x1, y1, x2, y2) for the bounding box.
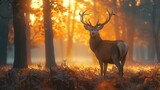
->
(27, 0, 116, 46)
(0, 64, 159, 90)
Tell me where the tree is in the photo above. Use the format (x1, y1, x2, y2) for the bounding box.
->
(138, 0, 155, 61)
(21, 0, 32, 65)
(25, 0, 32, 65)
(0, 0, 10, 65)
(152, 0, 160, 63)
(113, 0, 121, 40)
(119, 0, 127, 41)
(66, 0, 72, 63)
(125, 0, 136, 62)
(12, 0, 28, 68)
(43, 0, 56, 68)
(66, 0, 79, 63)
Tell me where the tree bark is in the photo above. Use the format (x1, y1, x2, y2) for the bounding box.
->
(12, 0, 28, 68)
(0, 0, 10, 65)
(26, 13, 31, 65)
(60, 38, 64, 60)
(113, 0, 120, 40)
(66, 0, 78, 63)
(0, 17, 9, 65)
(152, 0, 160, 63)
(126, 1, 136, 62)
(148, 42, 156, 60)
(25, 0, 31, 65)
(43, 0, 56, 68)
(66, 0, 72, 63)
(120, 2, 127, 41)
(157, 19, 160, 63)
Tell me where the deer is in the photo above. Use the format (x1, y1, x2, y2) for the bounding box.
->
(79, 10, 128, 77)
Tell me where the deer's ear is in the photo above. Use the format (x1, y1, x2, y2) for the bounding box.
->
(84, 25, 90, 30)
(96, 25, 104, 31)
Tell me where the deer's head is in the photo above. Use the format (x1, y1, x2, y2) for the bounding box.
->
(79, 10, 115, 38)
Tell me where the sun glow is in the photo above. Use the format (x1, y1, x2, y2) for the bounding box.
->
(29, 64, 45, 70)
(63, 0, 76, 8)
(136, 0, 141, 6)
(30, 14, 36, 25)
(30, 0, 43, 25)
(29, 0, 118, 64)
(31, 0, 43, 9)
(126, 65, 155, 73)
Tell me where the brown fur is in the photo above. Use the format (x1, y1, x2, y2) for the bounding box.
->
(89, 33, 128, 76)
(79, 10, 128, 77)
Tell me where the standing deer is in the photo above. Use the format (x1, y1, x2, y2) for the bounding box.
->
(79, 10, 128, 77)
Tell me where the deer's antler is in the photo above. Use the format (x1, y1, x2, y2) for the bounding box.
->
(99, 9, 115, 26)
(79, 10, 92, 26)
(79, 9, 115, 30)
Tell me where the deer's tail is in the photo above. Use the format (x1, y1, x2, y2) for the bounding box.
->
(117, 42, 128, 61)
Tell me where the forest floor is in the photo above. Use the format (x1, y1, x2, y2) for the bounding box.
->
(0, 63, 160, 90)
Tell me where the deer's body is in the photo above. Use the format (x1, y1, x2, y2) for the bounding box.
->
(90, 37, 119, 64)
(89, 33, 128, 76)
(80, 9, 128, 77)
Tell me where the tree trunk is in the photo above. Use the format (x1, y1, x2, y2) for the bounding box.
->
(152, 0, 157, 62)
(0, 0, 10, 65)
(141, 46, 145, 61)
(134, 44, 138, 60)
(148, 42, 155, 60)
(66, 0, 72, 63)
(155, 14, 160, 63)
(43, 0, 56, 68)
(26, 14, 31, 65)
(113, 0, 120, 40)
(119, 1, 129, 63)
(152, 0, 160, 63)
(126, 1, 136, 62)
(0, 17, 9, 65)
(12, 0, 28, 68)
(60, 38, 64, 60)
(157, 19, 160, 63)
(119, 1, 126, 41)
(121, 14, 127, 41)
(25, 0, 31, 65)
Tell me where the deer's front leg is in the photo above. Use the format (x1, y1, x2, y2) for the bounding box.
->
(99, 61, 103, 76)
(104, 63, 108, 77)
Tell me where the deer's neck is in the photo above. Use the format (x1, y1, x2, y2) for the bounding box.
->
(89, 35, 102, 52)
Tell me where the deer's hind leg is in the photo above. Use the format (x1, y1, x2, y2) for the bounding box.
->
(112, 57, 123, 77)
(120, 55, 127, 75)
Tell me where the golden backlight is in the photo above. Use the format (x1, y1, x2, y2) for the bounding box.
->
(28, 0, 125, 65)
(30, 0, 43, 9)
